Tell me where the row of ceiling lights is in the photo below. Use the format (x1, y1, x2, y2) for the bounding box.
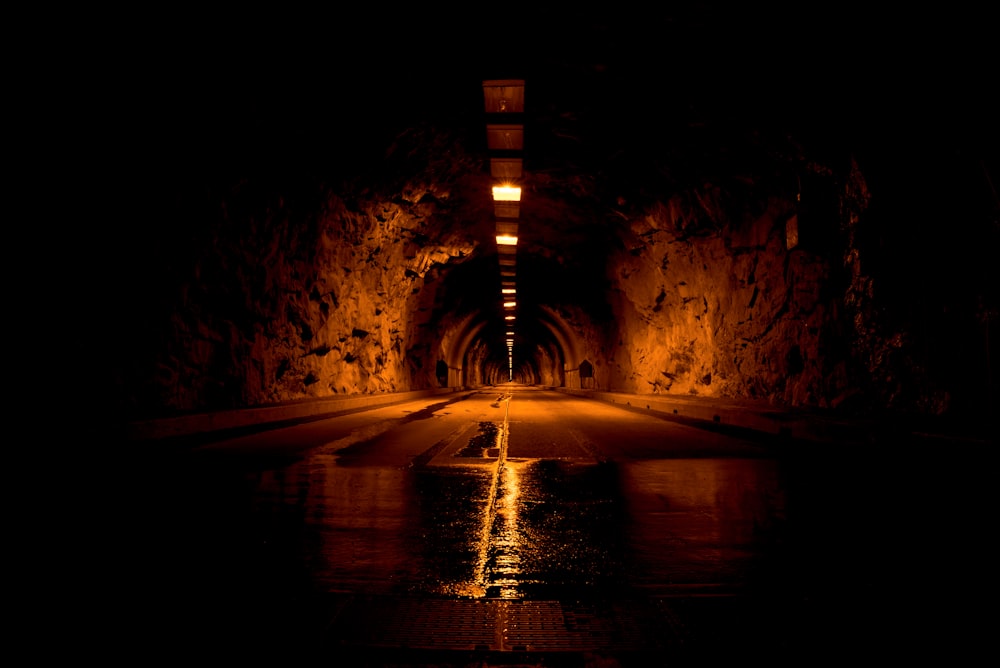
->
(482, 79, 525, 381)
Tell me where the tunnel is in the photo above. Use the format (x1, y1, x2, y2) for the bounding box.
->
(61, 9, 997, 437)
(41, 9, 999, 667)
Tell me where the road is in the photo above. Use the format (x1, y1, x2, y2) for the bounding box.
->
(88, 386, 992, 665)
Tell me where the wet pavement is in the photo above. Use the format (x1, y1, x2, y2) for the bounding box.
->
(86, 386, 993, 666)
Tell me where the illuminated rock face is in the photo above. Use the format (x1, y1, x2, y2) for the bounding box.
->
(546, 167, 849, 407)
(107, 126, 495, 417)
(100, 120, 993, 426)
(603, 199, 834, 403)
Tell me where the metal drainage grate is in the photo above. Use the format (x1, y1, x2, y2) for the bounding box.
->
(324, 596, 678, 653)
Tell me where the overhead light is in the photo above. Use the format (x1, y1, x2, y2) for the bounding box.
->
(495, 234, 518, 246)
(492, 185, 521, 202)
(505, 315, 515, 320)
(503, 301, 516, 308)
(506, 331, 514, 336)
(501, 288, 516, 294)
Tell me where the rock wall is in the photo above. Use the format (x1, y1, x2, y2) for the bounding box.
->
(578, 153, 997, 420)
(598, 190, 843, 405)
(104, 125, 488, 421)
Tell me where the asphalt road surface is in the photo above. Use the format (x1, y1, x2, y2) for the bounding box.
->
(85, 386, 992, 666)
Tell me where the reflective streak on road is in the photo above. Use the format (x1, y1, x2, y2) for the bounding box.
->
(100, 386, 992, 663)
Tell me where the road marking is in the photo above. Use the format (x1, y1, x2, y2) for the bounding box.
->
(474, 392, 512, 591)
(567, 427, 602, 458)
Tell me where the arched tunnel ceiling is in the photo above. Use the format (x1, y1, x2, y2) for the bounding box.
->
(332, 6, 997, 377)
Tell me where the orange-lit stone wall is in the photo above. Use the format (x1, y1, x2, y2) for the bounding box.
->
(599, 191, 842, 405)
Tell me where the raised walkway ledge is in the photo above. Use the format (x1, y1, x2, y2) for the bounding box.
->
(556, 388, 994, 448)
(120, 387, 470, 442)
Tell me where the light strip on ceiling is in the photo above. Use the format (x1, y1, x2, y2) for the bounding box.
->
(492, 185, 521, 201)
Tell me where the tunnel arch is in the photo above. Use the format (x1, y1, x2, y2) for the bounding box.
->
(418, 247, 598, 388)
(535, 306, 583, 368)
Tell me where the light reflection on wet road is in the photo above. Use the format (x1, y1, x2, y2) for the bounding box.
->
(108, 386, 992, 662)
(139, 388, 789, 604)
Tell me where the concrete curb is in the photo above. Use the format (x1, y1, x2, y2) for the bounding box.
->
(555, 388, 993, 447)
(122, 387, 467, 441)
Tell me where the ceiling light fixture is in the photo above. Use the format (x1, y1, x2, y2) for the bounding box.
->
(492, 185, 521, 201)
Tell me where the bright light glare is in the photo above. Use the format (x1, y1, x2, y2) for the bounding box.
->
(506, 331, 514, 336)
(496, 234, 518, 246)
(492, 185, 521, 201)
(505, 315, 515, 320)
(501, 288, 516, 294)
(503, 301, 516, 308)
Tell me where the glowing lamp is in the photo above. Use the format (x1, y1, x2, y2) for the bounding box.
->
(505, 315, 515, 320)
(501, 288, 516, 294)
(503, 301, 516, 308)
(492, 185, 521, 202)
(496, 234, 518, 246)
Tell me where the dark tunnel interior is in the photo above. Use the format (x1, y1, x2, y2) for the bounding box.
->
(26, 13, 998, 666)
